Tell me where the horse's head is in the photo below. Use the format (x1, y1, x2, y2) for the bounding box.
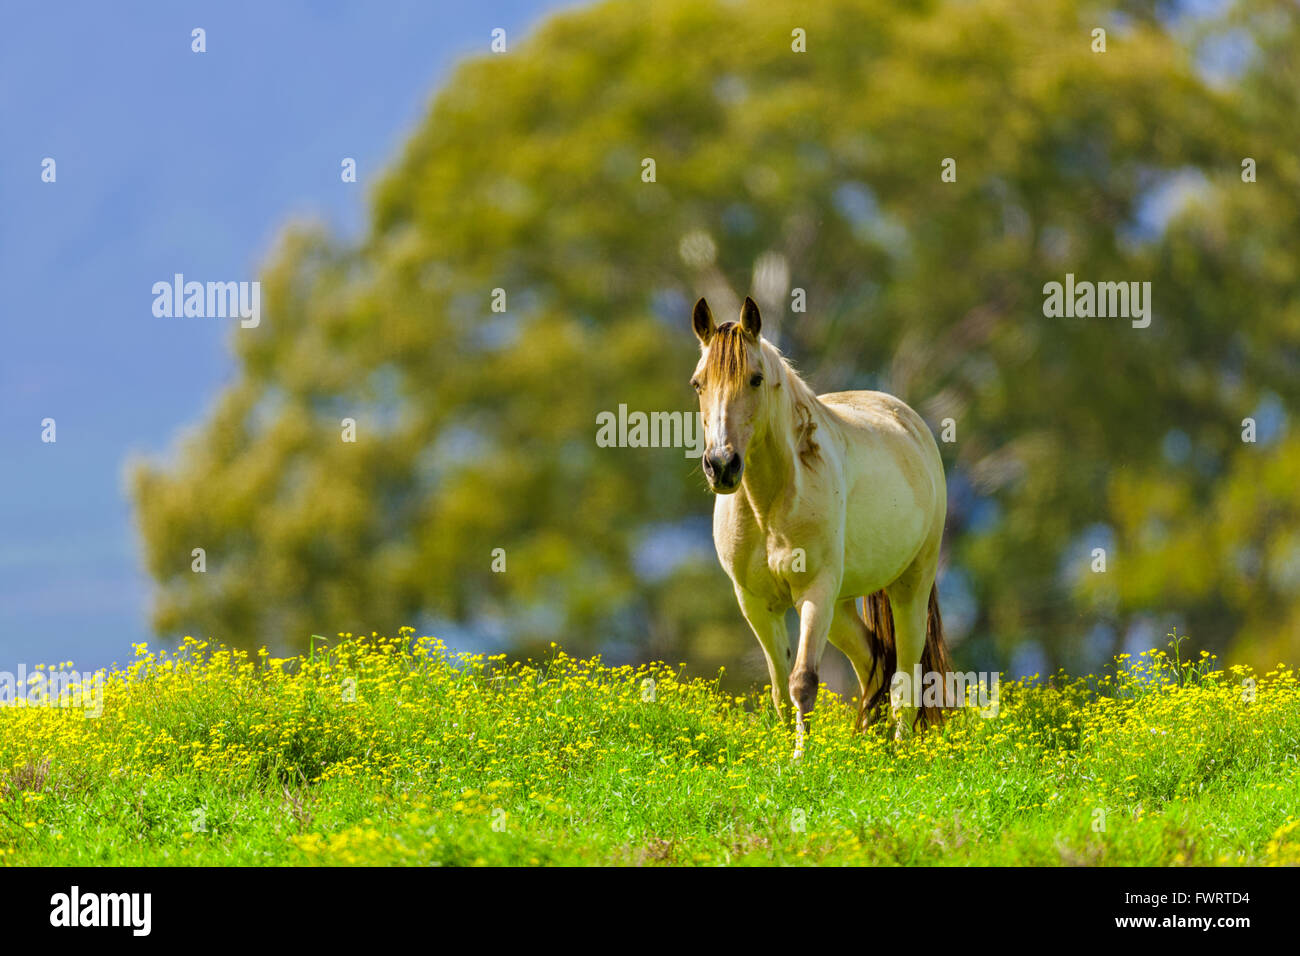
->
(690, 296, 770, 494)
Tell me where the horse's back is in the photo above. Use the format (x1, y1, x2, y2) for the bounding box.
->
(819, 390, 939, 456)
(818, 389, 947, 559)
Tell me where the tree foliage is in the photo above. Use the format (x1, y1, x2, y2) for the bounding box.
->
(133, 0, 1300, 680)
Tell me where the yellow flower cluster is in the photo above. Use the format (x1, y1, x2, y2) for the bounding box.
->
(0, 633, 1295, 866)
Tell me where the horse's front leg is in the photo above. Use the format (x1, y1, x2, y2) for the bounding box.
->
(789, 576, 838, 758)
(735, 587, 791, 724)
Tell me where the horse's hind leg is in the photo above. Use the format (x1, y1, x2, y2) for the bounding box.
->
(886, 555, 937, 739)
(827, 599, 882, 729)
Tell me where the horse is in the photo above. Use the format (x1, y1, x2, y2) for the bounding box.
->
(689, 295, 953, 750)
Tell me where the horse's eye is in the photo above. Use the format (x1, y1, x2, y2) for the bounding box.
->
(690, 378, 701, 393)
(750, 373, 764, 388)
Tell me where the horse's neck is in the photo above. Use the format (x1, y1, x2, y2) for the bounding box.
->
(740, 355, 827, 521)
(741, 422, 796, 519)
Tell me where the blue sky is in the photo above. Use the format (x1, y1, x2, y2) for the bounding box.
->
(0, 0, 566, 670)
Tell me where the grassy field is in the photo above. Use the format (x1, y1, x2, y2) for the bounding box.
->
(1, 631, 1297, 866)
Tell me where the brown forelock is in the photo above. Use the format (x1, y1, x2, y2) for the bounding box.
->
(703, 322, 754, 391)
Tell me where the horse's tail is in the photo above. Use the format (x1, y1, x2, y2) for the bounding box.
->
(920, 586, 954, 728)
(858, 584, 953, 731)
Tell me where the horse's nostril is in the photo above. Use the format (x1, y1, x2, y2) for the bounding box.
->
(705, 450, 739, 485)
(704, 450, 741, 486)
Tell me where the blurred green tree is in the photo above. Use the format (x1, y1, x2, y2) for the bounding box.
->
(132, 0, 1300, 683)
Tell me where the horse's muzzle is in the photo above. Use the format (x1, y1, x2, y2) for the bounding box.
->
(703, 449, 743, 493)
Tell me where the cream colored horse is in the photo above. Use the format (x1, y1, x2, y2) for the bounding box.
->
(690, 296, 953, 749)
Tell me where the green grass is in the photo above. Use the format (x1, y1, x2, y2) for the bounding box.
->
(1, 633, 1297, 865)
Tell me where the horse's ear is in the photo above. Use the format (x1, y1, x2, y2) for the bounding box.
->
(692, 297, 715, 343)
(740, 296, 761, 337)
